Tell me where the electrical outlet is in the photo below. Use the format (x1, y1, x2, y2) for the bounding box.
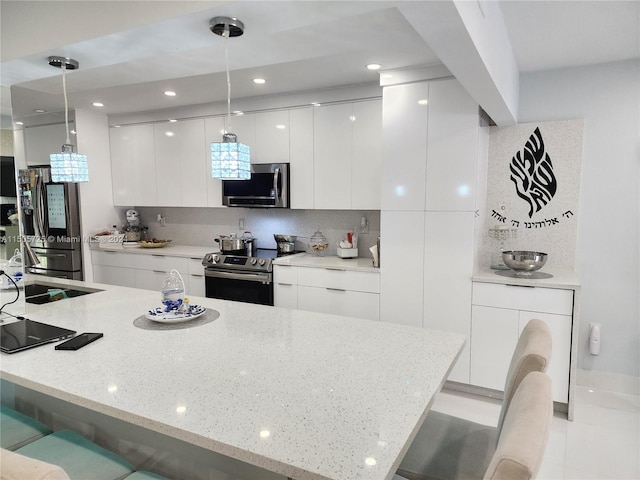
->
(239, 218, 245, 229)
(360, 216, 369, 234)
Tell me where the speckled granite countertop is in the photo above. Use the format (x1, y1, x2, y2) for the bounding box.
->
(273, 253, 379, 273)
(473, 266, 580, 290)
(92, 243, 216, 258)
(1, 276, 463, 480)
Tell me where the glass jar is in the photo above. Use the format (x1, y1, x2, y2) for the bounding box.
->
(309, 230, 329, 256)
(161, 269, 185, 311)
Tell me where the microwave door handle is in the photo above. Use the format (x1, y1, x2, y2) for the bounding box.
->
(273, 167, 280, 204)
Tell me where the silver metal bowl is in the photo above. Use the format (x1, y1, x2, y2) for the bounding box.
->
(502, 251, 548, 274)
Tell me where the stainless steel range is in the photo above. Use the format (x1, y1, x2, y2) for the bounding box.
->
(202, 249, 279, 306)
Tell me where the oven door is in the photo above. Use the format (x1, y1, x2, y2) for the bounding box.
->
(205, 269, 273, 306)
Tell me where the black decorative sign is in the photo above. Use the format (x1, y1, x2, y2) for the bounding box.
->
(509, 127, 558, 218)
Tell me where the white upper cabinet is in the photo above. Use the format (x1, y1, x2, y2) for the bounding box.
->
(351, 99, 382, 210)
(255, 110, 290, 164)
(314, 99, 382, 210)
(425, 79, 479, 212)
(154, 119, 208, 207)
(289, 107, 314, 209)
(204, 117, 225, 208)
(110, 124, 157, 206)
(381, 82, 429, 211)
(313, 102, 352, 209)
(225, 113, 256, 162)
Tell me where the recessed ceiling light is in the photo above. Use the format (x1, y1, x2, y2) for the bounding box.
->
(92, 102, 104, 107)
(165, 131, 175, 137)
(418, 99, 428, 106)
(252, 78, 266, 84)
(15, 121, 24, 126)
(366, 63, 381, 70)
(112, 125, 121, 128)
(233, 111, 244, 116)
(164, 90, 176, 97)
(311, 102, 321, 107)
(70, 130, 77, 135)
(168, 119, 177, 123)
(276, 124, 286, 130)
(34, 109, 46, 113)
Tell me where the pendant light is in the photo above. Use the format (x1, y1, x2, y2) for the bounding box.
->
(48, 56, 89, 183)
(209, 17, 251, 180)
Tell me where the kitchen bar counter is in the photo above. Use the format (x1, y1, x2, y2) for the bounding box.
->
(1, 276, 464, 480)
(273, 253, 378, 272)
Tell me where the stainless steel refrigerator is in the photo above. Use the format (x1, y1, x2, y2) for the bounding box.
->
(18, 166, 83, 280)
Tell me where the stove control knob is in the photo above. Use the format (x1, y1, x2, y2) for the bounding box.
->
(250, 258, 258, 265)
(212, 255, 220, 264)
(204, 254, 213, 264)
(258, 259, 266, 266)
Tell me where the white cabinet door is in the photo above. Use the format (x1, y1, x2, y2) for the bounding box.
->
(186, 274, 205, 298)
(424, 212, 474, 384)
(470, 305, 520, 391)
(289, 108, 314, 209)
(313, 103, 352, 209)
(381, 82, 429, 211)
(204, 117, 225, 207)
(297, 286, 379, 321)
(135, 269, 167, 291)
(255, 110, 289, 164)
(351, 99, 382, 210)
(518, 312, 572, 403)
(274, 283, 298, 309)
(110, 124, 156, 206)
(225, 113, 256, 162)
(425, 79, 479, 211)
(92, 265, 136, 287)
(379, 211, 425, 328)
(154, 119, 207, 207)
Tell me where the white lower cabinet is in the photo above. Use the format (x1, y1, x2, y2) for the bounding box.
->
(91, 250, 203, 297)
(470, 282, 573, 403)
(274, 265, 380, 321)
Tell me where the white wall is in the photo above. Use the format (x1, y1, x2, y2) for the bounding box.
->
(519, 60, 639, 380)
(75, 109, 120, 281)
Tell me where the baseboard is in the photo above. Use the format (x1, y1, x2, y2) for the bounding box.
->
(577, 369, 640, 395)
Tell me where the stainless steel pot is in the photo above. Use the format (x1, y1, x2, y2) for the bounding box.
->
(274, 234, 297, 253)
(215, 236, 245, 253)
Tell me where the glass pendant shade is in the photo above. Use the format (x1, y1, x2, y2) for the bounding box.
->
(50, 144, 89, 183)
(211, 133, 250, 180)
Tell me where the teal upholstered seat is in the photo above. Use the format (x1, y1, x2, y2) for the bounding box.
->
(125, 472, 171, 480)
(15, 429, 135, 480)
(0, 404, 52, 450)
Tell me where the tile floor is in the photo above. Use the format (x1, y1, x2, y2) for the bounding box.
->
(433, 385, 640, 479)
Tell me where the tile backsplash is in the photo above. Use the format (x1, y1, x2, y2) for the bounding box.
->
(131, 207, 380, 258)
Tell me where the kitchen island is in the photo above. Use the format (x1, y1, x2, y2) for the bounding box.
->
(1, 277, 465, 480)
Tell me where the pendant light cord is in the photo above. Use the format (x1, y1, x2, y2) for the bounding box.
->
(62, 63, 71, 145)
(224, 25, 231, 134)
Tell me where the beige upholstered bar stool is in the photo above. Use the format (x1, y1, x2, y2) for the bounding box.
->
(394, 371, 553, 480)
(396, 318, 552, 480)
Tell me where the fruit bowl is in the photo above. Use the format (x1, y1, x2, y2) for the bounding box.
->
(138, 239, 172, 248)
(502, 251, 548, 275)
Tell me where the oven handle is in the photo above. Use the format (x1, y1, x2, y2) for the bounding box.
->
(205, 269, 271, 284)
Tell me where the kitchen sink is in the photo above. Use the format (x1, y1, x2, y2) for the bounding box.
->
(24, 283, 103, 305)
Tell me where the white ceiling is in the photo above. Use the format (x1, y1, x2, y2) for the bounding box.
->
(1, 0, 638, 127)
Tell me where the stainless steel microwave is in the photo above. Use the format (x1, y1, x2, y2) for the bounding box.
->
(222, 163, 290, 208)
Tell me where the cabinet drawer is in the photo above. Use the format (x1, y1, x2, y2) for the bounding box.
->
(274, 283, 298, 309)
(186, 273, 205, 298)
(297, 267, 379, 293)
(472, 282, 573, 315)
(274, 265, 298, 284)
(298, 286, 379, 321)
(135, 269, 167, 290)
(93, 265, 136, 287)
(187, 257, 205, 275)
(91, 250, 134, 268)
(134, 254, 188, 273)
